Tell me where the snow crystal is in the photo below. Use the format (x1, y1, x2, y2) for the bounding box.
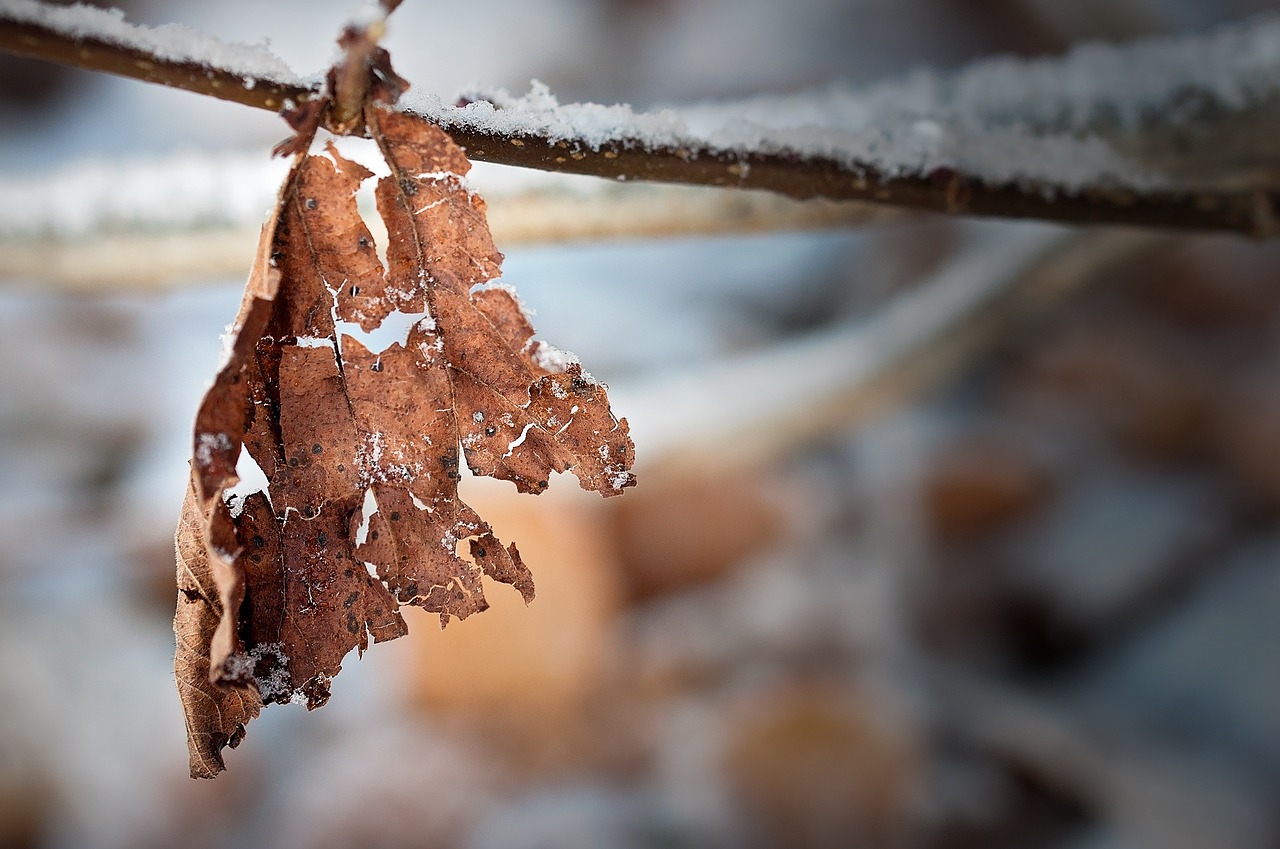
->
(411, 76, 1164, 190)
(363, 431, 385, 469)
(411, 79, 688, 157)
(412, 170, 468, 183)
(471, 281, 537, 320)
(224, 642, 292, 700)
(530, 341, 580, 375)
(226, 492, 247, 518)
(194, 431, 231, 466)
(216, 320, 239, 371)
(357, 430, 423, 484)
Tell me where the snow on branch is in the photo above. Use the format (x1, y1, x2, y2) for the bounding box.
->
(3, 1, 1280, 235)
(0, 0, 313, 111)
(415, 14, 1280, 235)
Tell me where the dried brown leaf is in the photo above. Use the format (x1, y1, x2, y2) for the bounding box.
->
(174, 480, 261, 779)
(175, 104, 634, 777)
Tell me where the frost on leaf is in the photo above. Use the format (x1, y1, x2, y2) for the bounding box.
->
(174, 104, 634, 778)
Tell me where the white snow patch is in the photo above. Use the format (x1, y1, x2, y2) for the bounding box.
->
(215, 321, 239, 370)
(194, 431, 232, 466)
(411, 76, 1163, 191)
(471, 281, 537, 321)
(363, 431, 385, 470)
(404, 18, 1280, 192)
(357, 430, 423, 484)
(531, 340, 580, 374)
(245, 643, 291, 700)
(0, 150, 290, 239)
(8, 14, 1280, 243)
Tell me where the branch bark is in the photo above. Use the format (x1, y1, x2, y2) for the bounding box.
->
(432, 127, 1279, 236)
(0, 10, 312, 113)
(2, 5, 1279, 237)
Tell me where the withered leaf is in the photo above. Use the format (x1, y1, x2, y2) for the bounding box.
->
(175, 480, 261, 778)
(175, 104, 634, 778)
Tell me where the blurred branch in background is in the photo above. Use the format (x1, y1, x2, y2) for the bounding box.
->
(929, 663, 1275, 849)
(4, 1, 1280, 235)
(0, 174, 904, 291)
(623, 225, 1169, 479)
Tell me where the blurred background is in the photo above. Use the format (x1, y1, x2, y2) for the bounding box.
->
(2, 1, 1280, 847)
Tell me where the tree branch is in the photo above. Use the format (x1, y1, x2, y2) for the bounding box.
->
(425, 126, 1278, 236)
(0, 182, 903, 292)
(623, 227, 1169, 479)
(0, 8, 316, 113)
(3, 3, 1279, 237)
